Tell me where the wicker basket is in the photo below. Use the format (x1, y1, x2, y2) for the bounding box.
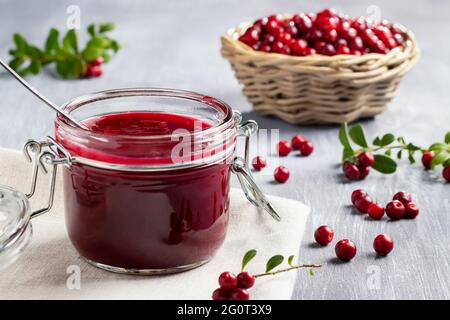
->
(221, 22, 420, 124)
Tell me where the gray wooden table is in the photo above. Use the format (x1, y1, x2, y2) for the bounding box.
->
(0, 0, 449, 300)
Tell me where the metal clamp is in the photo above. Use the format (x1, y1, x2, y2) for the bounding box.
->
(232, 113, 281, 221)
(23, 138, 67, 219)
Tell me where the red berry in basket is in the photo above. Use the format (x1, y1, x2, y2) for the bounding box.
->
(351, 189, 368, 205)
(385, 200, 405, 220)
(404, 202, 420, 219)
(357, 151, 375, 167)
(354, 195, 373, 214)
(259, 44, 272, 52)
(299, 141, 314, 156)
(212, 288, 230, 300)
(392, 191, 412, 205)
(277, 32, 292, 44)
(394, 33, 405, 46)
(314, 225, 334, 246)
(230, 288, 250, 300)
(237, 272, 255, 289)
(218, 272, 238, 290)
(367, 202, 385, 220)
(337, 44, 351, 54)
(349, 36, 364, 51)
(351, 18, 367, 31)
(252, 156, 267, 171)
(291, 39, 309, 56)
(291, 135, 307, 150)
(239, 28, 260, 46)
(272, 41, 289, 54)
(444, 166, 450, 182)
(358, 165, 370, 179)
(265, 20, 283, 36)
(274, 166, 290, 183)
(335, 239, 357, 262)
(323, 28, 338, 43)
(294, 14, 313, 32)
(322, 43, 336, 56)
(351, 49, 363, 56)
(373, 234, 394, 256)
(342, 27, 358, 40)
(343, 161, 361, 180)
(277, 140, 292, 156)
(421, 151, 434, 170)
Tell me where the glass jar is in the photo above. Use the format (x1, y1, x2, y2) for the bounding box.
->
(0, 88, 280, 275)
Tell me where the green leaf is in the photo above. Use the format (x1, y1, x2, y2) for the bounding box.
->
(397, 150, 403, 160)
(45, 28, 59, 54)
(445, 132, 450, 144)
(87, 24, 96, 37)
(429, 143, 448, 152)
(13, 33, 28, 53)
(29, 60, 41, 75)
(9, 58, 24, 71)
(431, 151, 450, 169)
(397, 136, 406, 145)
(287, 255, 295, 267)
(380, 133, 395, 146)
(266, 255, 284, 273)
(63, 29, 78, 53)
(349, 124, 368, 148)
(339, 123, 353, 151)
(408, 152, 416, 164)
(88, 36, 111, 48)
(406, 143, 421, 151)
(102, 52, 111, 63)
(82, 46, 103, 62)
(241, 249, 257, 271)
(385, 149, 392, 156)
(99, 23, 115, 33)
(342, 147, 354, 162)
(373, 136, 382, 146)
(372, 154, 397, 174)
(309, 269, 315, 276)
(110, 40, 121, 52)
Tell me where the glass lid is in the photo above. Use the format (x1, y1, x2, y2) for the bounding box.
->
(0, 185, 32, 271)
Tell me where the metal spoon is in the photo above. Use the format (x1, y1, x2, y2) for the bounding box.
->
(0, 57, 87, 129)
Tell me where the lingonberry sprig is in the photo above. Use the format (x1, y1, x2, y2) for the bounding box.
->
(212, 249, 321, 300)
(339, 122, 450, 182)
(8, 23, 121, 79)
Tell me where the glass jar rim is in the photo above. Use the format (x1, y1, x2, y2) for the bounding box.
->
(56, 87, 235, 140)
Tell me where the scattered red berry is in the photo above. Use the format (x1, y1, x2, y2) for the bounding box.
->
(299, 141, 314, 156)
(385, 200, 405, 220)
(252, 156, 267, 171)
(357, 152, 375, 167)
(354, 195, 373, 214)
(443, 166, 450, 182)
(237, 272, 255, 289)
(421, 151, 434, 170)
(373, 234, 394, 256)
(404, 202, 420, 219)
(351, 189, 367, 205)
(218, 272, 238, 290)
(212, 288, 230, 300)
(274, 166, 290, 183)
(392, 191, 412, 205)
(291, 135, 307, 150)
(367, 202, 385, 220)
(277, 140, 292, 156)
(229, 288, 250, 300)
(335, 239, 357, 262)
(314, 225, 334, 246)
(343, 161, 361, 180)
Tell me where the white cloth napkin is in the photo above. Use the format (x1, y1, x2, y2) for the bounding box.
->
(0, 147, 309, 300)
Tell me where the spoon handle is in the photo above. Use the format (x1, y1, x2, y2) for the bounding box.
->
(0, 57, 87, 129)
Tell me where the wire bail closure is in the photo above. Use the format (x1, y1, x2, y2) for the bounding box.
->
(232, 112, 281, 221)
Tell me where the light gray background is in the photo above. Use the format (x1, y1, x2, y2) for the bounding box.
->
(0, 0, 449, 299)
